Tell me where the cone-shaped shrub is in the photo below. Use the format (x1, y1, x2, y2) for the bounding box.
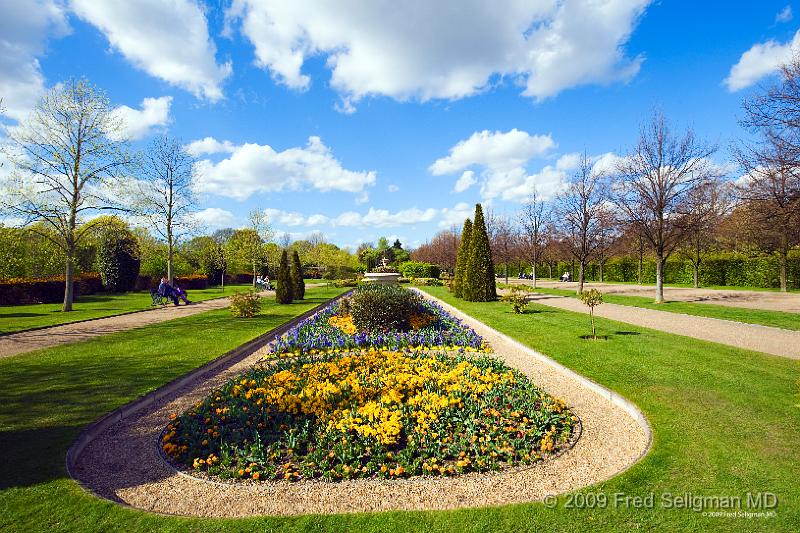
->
(276, 249, 294, 304)
(291, 250, 305, 300)
(463, 203, 496, 301)
(453, 218, 472, 298)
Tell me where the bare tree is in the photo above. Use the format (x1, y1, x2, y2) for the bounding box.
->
(519, 191, 551, 288)
(616, 111, 719, 302)
(676, 182, 732, 288)
(557, 153, 608, 294)
(736, 57, 800, 291)
(137, 135, 197, 284)
(489, 213, 517, 284)
(1, 79, 131, 311)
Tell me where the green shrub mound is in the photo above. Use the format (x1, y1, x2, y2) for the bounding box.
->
(398, 261, 441, 279)
(350, 284, 421, 332)
(229, 291, 262, 318)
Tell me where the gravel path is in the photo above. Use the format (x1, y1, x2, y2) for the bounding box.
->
(510, 279, 800, 313)
(70, 292, 650, 517)
(0, 294, 269, 359)
(513, 291, 800, 360)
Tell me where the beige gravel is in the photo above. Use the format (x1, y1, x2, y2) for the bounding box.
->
(507, 290, 800, 360)
(71, 293, 650, 517)
(0, 292, 274, 359)
(512, 279, 800, 313)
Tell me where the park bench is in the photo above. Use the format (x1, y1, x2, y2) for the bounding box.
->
(150, 288, 167, 306)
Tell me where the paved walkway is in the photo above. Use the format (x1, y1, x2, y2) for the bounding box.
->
(520, 292, 800, 359)
(508, 279, 800, 313)
(0, 294, 266, 359)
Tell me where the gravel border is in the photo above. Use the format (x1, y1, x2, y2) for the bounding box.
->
(69, 291, 651, 517)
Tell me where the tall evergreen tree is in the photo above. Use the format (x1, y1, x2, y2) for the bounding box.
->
(463, 204, 496, 301)
(275, 249, 294, 304)
(452, 218, 472, 298)
(290, 249, 305, 300)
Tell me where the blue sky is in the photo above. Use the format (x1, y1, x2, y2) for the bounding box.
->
(1, 1, 798, 249)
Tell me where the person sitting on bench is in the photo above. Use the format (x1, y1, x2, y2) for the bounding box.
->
(560, 271, 571, 282)
(158, 278, 190, 306)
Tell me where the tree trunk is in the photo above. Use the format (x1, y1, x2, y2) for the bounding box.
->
(548, 262, 552, 280)
(532, 262, 537, 289)
(693, 263, 699, 289)
(221, 268, 225, 292)
(167, 233, 174, 285)
(253, 260, 257, 288)
(599, 261, 604, 283)
(577, 260, 585, 294)
(779, 242, 788, 292)
(655, 255, 665, 303)
(637, 235, 644, 285)
(63, 250, 74, 312)
(505, 263, 509, 285)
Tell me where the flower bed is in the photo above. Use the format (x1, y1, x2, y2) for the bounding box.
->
(161, 287, 577, 483)
(271, 297, 489, 354)
(162, 349, 577, 482)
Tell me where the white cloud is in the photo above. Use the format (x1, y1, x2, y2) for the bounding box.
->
(0, 0, 69, 121)
(333, 207, 438, 228)
(191, 207, 236, 229)
(439, 202, 473, 228)
(453, 170, 477, 193)
(261, 206, 439, 229)
(387, 184, 400, 192)
(355, 191, 369, 204)
(430, 129, 556, 175)
(185, 136, 237, 157)
(71, 0, 232, 101)
(724, 30, 800, 91)
(776, 6, 793, 23)
(430, 129, 567, 201)
(192, 136, 376, 200)
(226, 0, 649, 109)
(110, 96, 171, 140)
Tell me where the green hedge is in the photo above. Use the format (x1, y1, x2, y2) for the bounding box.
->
(398, 261, 441, 279)
(506, 251, 800, 289)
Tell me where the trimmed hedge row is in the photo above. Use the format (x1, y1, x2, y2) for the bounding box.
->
(398, 261, 441, 279)
(134, 274, 211, 291)
(0, 273, 103, 305)
(507, 251, 800, 289)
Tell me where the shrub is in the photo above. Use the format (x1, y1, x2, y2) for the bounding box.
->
(96, 230, 140, 292)
(453, 218, 472, 297)
(350, 284, 420, 332)
(291, 250, 305, 300)
(0, 273, 102, 305)
(398, 261, 441, 279)
(275, 250, 293, 304)
(229, 291, 262, 318)
(174, 275, 209, 290)
(463, 204, 496, 301)
(424, 277, 443, 286)
(501, 289, 529, 314)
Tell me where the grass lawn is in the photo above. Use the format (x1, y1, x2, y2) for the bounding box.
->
(0, 284, 255, 335)
(1, 284, 797, 532)
(0, 285, 348, 532)
(505, 284, 800, 331)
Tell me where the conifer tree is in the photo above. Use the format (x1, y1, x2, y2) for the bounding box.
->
(453, 218, 472, 298)
(463, 203, 496, 301)
(290, 249, 305, 300)
(275, 249, 294, 304)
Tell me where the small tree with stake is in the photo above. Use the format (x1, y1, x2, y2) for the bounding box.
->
(579, 288, 604, 340)
(275, 249, 294, 304)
